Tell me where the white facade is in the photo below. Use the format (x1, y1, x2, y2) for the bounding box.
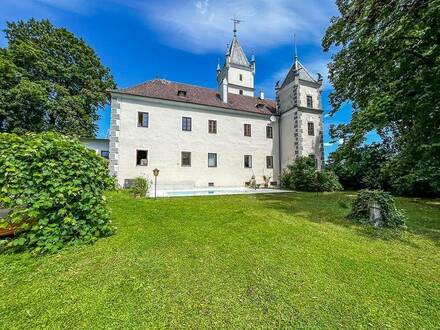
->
(81, 138, 109, 158)
(108, 30, 323, 189)
(110, 95, 279, 188)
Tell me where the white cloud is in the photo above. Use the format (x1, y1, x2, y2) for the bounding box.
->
(338, 138, 344, 145)
(324, 142, 333, 147)
(33, 0, 90, 13)
(134, 0, 337, 54)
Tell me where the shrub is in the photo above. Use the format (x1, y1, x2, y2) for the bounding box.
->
(348, 190, 406, 228)
(132, 177, 151, 198)
(281, 157, 342, 192)
(0, 132, 115, 253)
(316, 171, 343, 192)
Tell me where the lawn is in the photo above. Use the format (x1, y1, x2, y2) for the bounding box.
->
(0, 192, 439, 329)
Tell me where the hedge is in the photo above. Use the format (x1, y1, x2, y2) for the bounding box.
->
(0, 132, 115, 253)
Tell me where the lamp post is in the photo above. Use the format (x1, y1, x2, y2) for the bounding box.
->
(153, 168, 160, 199)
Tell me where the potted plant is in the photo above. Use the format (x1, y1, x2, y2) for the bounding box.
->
(263, 175, 271, 188)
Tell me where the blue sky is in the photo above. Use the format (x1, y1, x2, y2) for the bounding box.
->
(0, 0, 354, 157)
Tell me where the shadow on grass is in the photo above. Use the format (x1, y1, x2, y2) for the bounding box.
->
(254, 192, 440, 247)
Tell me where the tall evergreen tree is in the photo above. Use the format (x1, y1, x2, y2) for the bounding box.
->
(0, 19, 115, 136)
(323, 0, 440, 195)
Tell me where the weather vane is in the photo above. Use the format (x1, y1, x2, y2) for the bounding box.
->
(231, 16, 243, 36)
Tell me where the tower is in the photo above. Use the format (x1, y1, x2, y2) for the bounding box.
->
(276, 38, 324, 170)
(217, 19, 255, 99)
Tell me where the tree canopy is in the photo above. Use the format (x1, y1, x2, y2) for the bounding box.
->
(323, 0, 440, 196)
(0, 19, 115, 136)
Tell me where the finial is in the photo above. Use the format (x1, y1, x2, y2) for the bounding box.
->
(231, 16, 243, 37)
(294, 33, 299, 70)
(251, 49, 255, 62)
(294, 33, 298, 60)
(216, 58, 221, 71)
(225, 43, 230, 55)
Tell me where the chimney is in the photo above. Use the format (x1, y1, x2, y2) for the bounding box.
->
(259, 90, 265, 100)
(220, 77, 228, 103)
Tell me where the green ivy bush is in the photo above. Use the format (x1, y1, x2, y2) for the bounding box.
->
(0, 132, 115, 253)
(281, 157, 342, 192)
(349, 190, 406, 228)
(132, 177, 151, 198)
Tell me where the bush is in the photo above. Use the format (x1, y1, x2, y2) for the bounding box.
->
(316, 171, 343, 192)
(0, 132, 115, 253)
(348, 190, 406, 228)
(132, 177, 151, 198)
(281, 157, 342, 192)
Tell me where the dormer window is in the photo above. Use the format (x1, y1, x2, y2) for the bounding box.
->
(256, 103, 265, 109)
(177, 90, 187, 97)
(239, 90, 243, 95)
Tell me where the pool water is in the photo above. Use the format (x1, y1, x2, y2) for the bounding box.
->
(165, 189, 250, 197)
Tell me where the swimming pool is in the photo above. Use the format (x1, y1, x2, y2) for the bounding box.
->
(156, 187, 287, 197)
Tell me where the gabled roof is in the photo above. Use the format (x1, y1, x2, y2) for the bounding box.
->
(281, 60, 319, 88)
(112, 79, 276, 116)
(228, 36, 250, 67)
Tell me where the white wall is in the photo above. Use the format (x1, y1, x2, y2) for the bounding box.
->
(280, 110, 295, 170)
(226, 66, 254, 96)
(81, 139, 109, 157)
(113, 95, 278, 188)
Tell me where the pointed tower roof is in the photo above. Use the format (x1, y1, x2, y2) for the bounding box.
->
(281, 61, 318, 88)
(228, 36, 250, 67)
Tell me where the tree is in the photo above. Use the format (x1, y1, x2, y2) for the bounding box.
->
(0, 19, 115, 136)
(323, 0, 440, 196)
(326, 143, 392, 190)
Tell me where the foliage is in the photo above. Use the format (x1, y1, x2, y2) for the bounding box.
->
(0, 19, 115, 136)
(0, 191, 439, 328)
(316, 170, 343, 193)
(132, 177, 151, 198)
(0, 132, 115, 253)
(323, 0, 440, 196)
(326, 143, 391, 190)
(349, 190, 406, 228)
(282, 157, 342, 192)
(262, 175, 271, 187)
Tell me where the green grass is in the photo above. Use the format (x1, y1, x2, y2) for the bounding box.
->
(1, 192, 439, 329)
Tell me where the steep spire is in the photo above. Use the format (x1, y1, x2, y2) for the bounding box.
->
(226, 18, 250, 67)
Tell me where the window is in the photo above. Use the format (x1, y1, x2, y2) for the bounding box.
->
(244, 155, 252, 168)
(177, 90, 187, 97)
(266, 156, 273, 169)
(308, 122, 315, 136)
(208, 182, 215, 187)
(138, 112, 149, 127)
(266, 125, 273, 139)
(136, 150, 148, 166)
(239, 90, 243, 95)
(181, 151, 191, 167)
(208, 120, 217, 134)
(101, 150, 109, 159)
(239, 74, 243, 81)
(208, 153, 217, 167)
(307, 95, 313, 108)
(244, 124, 251, 137)
(182, 117, 192, 131)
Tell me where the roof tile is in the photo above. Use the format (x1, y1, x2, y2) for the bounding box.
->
(114, 79, 277, 116)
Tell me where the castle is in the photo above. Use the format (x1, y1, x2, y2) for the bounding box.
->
(108, 24, 324, 189)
